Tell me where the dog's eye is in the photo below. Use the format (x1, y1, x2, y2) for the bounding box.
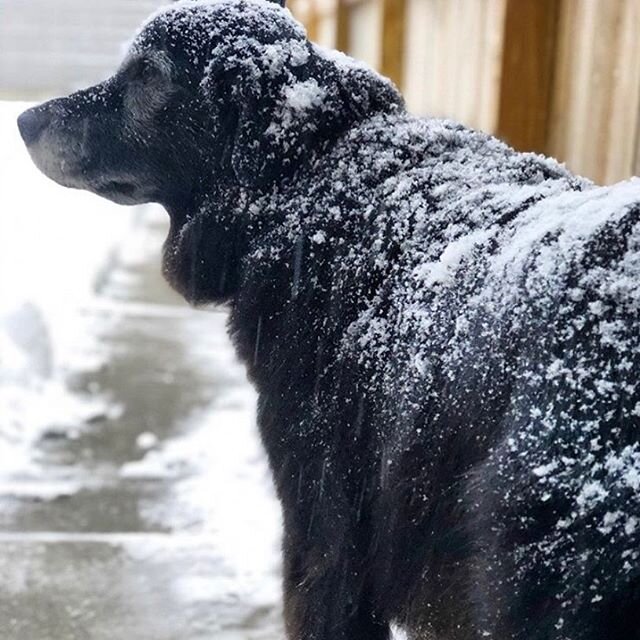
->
(124, 57, 159, 84)
(122, 53, 174, 121)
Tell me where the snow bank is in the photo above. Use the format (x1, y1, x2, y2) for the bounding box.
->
(0, 101, 135, 482)
(121, 384, 283, 603)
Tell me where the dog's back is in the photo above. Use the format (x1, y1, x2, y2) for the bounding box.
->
(234, 109, 640, 638)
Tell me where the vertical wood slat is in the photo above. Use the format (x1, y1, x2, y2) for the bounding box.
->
(380, 0, 406, 90)
(346, 0, 383, 70)
(306, 1, 320, 43)
(296, 0, 640, 184)
(548, 0, 640, 184)
(310, 0, 339, 49)
(475, 0, 508, 132)
(496, 0, 560, 153)
(548, 1, 618, 181)
(636, 101, 640, 176)
(336, 0, 351, 53)
(288, 0, 316, 42)
(607, 0, 640, 183)
(401, 0, 506, 133)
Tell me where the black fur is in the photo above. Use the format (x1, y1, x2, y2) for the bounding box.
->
(19, 2, 640, 639)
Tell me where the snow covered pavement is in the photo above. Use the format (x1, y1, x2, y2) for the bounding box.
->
(0, 102, 283, 639)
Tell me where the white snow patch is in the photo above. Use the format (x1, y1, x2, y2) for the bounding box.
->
(414, 228, 494, 287)
(311, 230, 326, 244)
(532, 461, 558, 478)
(0, 101, 135, 485)
(136, 431, 159, 451)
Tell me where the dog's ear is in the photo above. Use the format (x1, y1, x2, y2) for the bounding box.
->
(201, 36, 310, 187)
(201, 35, 404, 188)
(228, 69, 270, 185)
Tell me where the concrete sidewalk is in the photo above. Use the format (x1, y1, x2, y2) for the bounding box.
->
(0, 208, 283, 640)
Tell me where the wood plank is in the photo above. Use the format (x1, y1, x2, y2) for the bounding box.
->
(336, 0, 351, 52)
(306, 0, 321, 42)
(636, 100, 640, 176)
(380, 0, 406, 89)
(548, 0, 640, 183)
(402, 0, 505, 133)
(496, 0, 560, 153)
(605, 0, 640, 182)
(348, 0, 383, 68)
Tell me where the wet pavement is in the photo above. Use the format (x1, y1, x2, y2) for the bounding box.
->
(0, 207, 283, 639)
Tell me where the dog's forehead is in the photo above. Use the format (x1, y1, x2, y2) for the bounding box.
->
(130, 0, 301, 57)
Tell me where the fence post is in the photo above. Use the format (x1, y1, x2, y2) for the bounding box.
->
(380, 0, 406, 90)
(336, 0, 351, 52)
(496, 0, 560, 154)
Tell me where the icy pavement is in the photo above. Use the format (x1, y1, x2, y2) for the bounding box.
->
(0, 209, 284, 639)
(0, 99, 283, 637)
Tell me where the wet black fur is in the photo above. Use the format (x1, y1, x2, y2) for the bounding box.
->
(19, 2, 640, 639)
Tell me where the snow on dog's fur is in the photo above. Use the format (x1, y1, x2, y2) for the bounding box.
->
(18, 1, 640, 638)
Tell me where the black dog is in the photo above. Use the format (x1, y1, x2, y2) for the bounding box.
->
(18, 1, 640, 638)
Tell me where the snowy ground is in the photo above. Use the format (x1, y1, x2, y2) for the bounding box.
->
(0, 101, 131, 477)
(0, 100, 283, 639)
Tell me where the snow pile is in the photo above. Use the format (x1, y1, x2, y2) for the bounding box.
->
(120, 363, 283, 614)
(0, 101, 134, 482)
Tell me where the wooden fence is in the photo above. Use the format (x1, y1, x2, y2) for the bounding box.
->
(290, 0, 640, 184)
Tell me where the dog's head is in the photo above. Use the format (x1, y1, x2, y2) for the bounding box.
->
(18, 0, 403, 303)
(18, 0, 402, 208)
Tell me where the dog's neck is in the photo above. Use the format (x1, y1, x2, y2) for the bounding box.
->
(160, 178, 247, 305)
(161, 41, 406, 306)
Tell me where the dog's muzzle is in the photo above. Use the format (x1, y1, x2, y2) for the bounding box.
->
(17, 107, 51, 146)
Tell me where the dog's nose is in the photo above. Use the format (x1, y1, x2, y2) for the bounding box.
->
(17, 108, 51, 145)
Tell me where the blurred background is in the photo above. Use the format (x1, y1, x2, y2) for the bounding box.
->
(0, 0, 638, 638)
(289, 0, 640, 185)
(2, 0, 639, 183)
(0, 1, 281, 639)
